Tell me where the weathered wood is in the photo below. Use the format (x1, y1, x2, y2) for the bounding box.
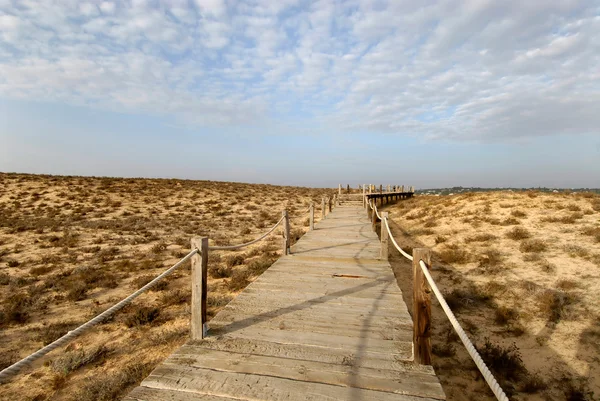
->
(412, 248, 432, 365)
(282, 210, 290, 255)
(191, 237, 208, 340)
(338, 184, 341, 195)
(380, 212, 389, 261)
(309, 203, 314, 231)
(363, 184, 366, 208)
(129, 206, 444, 401)
(371, 203, 377, 232)
(328, 196, 332, 212)
(321, 197, 326, 219)
(380, 184, 383, 194)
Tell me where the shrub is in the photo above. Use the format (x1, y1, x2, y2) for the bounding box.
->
(465, 233, 496, 243)
(438, 245, 469, 264)
(519, 239, 547, 253)
(520, 373, 546, 393)
(75, 360, 155, 401)
(477, 338, 526, 382)
(207, 293, 232, 308)
(51, 345, 108, 375)
(225, 254, 245, 268)
(564, 244, 589, 258)
(131, 275, 167, 291)
(478, 248, 503, 268)
(36, 321, 80, 345)
(123, 306, 160, 327)
(444, 286, 490, 312)
(209, 264, 233, 278)
(432, 343, 456, 357)
(6, 259, 19, 267)
(159, 289, 190, 306)
(227, 269, 250, 291)
(434, 235, 447, 244)
(495, 306, 518, 325)
(506, 227, 531, 240)
(150, 242, 167, 254)
(536, 289, 574, 323)
(0, 293, 31, 325)
(511, 209, 527, 218)
(248, 255, 277, 275)
(66, 281, 88, 301)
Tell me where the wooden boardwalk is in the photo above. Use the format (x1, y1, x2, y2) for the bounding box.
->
(125, 205, 445, 401)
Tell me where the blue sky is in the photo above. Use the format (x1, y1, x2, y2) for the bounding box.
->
(1, 0, 599, 188)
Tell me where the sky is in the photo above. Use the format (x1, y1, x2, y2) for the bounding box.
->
(1, 0, 599, 188)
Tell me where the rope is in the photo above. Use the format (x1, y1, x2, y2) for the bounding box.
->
(418, 259, 509, 401)
(383, 218, 413, 261)
(372, 201, 382, 220)
(380, 213, 508, 400)
(0, 249, 199, 383)
(209, 215, 285, 251)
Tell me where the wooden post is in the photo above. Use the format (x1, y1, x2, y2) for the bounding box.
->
(371, 204, 377, 232)
(401, 185, 404, 193)
(347, 184, 350, 194)
(413, 248, 432, 365)
(328, 196, 332, 212)
(191, 237, 208, 340)
(380, 212, 388, 260)
(338, 184, 342, 195)
(309, 203, 314, 230)
(363, 184, 366, 208)
(282, 210, 290, 255)
(321, 197, 326, 219)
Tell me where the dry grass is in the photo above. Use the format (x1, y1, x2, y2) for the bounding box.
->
(387, 190, 600, 400)
(0, 172, 332, 400)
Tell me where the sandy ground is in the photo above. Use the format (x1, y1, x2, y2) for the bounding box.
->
(382, 191, 600, 401)
(0, 173, 332, 401)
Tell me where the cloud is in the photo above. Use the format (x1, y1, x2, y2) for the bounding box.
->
(0, 0, 598, 139)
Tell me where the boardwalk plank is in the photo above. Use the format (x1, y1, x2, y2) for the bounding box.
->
(125, 205, 445, 400)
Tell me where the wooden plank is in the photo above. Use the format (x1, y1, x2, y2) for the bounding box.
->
(192, 337, 421, 371)
(126, 206, 445, 401)
(141, 364, 442, 401)
(125, 387, 241, 400)
(164, 348, 445, 398)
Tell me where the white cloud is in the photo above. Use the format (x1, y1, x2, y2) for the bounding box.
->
(0, 0, 598, 138)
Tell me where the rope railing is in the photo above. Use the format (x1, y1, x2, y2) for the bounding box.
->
(0, 249, 199, 384)
(418, 259, 509, 401)
(209, 215, 285, 251)
(0, 192, 341, 384)
(380, 210, 509, 401)
(383, 218, 413, 261)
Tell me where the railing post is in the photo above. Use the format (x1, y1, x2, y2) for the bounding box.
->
(328, 196, 332, 212)
(309, 203, 314, 230)
(191, 237, 208, 340)
(321, 197, 326, 219)
(401, 185, 404, 193)
(380, 212, 388, 260)
(379, 184, 383, 194)
(371, 204, 377, 232)
(282, 210, 290, 255)
(412, 248, 432, 365)
(362, 184, 366, 208)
